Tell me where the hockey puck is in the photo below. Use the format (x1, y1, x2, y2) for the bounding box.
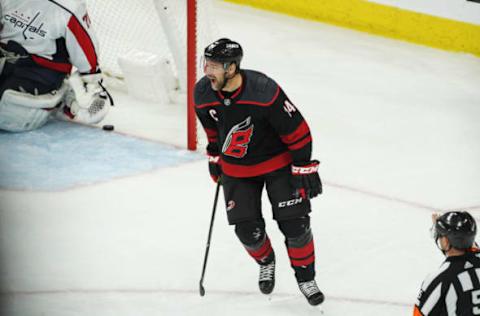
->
(102, 124, 114, 131)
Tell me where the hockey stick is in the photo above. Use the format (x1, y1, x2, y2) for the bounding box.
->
(199, 180, 221, 297)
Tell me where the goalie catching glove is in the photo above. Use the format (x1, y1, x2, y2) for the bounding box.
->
(291, 160, 322, 199)
(58, 73, 114, 124)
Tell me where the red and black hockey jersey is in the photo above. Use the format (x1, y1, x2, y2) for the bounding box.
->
(194, 69, 313, 178)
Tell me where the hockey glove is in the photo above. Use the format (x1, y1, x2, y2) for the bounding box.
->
(291, 160, 322, 199)
(81, 73, 114, 114)
(208, 155, 222, 183)
(57, 73, 114, 124)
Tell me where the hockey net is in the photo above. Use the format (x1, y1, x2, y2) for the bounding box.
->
(84, 0, 219, 150)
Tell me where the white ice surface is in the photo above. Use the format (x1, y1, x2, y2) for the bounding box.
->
(1, 1, 480, 315)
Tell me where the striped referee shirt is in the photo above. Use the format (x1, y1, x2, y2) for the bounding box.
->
(414, 249, 480, 316)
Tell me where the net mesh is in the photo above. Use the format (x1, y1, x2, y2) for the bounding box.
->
(84, 0, 219, 149)
(85, 0, 218, 84)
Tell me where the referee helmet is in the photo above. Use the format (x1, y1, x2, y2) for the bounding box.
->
(434, 211, 477, 249)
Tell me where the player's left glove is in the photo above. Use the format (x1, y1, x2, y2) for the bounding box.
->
(80, 73, 114, 119)
(57, 72, 114, 124)
(208, 154, 222, 183)
(291, 160, 322, 199)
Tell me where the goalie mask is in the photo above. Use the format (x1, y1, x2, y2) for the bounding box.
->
(433, 211, 477, 250)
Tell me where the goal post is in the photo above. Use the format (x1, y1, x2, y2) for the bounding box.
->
(85, 0, 218, 151)
(187, 0, 198, 151)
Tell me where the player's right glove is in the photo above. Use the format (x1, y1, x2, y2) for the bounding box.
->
(208, 155, 222, 183)
(291, 160, 322, 199)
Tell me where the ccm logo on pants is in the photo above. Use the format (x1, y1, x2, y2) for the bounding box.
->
(278, 198, 303, 208)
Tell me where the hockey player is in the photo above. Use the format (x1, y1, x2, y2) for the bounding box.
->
(414, 211, 480, 315)
(0, 0, 111, 132)
(195, 38, 324, 306)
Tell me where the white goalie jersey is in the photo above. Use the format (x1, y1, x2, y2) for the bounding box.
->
(0, 0, 100, 75)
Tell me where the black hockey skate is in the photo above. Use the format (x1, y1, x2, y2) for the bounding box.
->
(298, 280, 324, 306)
(258, 258, 275, 294)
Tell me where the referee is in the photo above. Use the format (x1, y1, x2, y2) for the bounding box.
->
(414, 211, 480, 316)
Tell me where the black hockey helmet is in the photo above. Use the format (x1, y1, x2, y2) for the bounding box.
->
(434, 211, 477, 249)
(204, 38, 243, 71)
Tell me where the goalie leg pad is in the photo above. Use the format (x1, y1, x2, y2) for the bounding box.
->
(0, 86, 67, 132)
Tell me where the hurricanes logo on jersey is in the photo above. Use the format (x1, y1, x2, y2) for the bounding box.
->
(222, 116, 254, 158)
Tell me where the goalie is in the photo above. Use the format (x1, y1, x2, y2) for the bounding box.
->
(0, 0, 112, 132)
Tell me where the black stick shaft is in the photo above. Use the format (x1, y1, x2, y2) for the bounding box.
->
(199, 181, 221, 296)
